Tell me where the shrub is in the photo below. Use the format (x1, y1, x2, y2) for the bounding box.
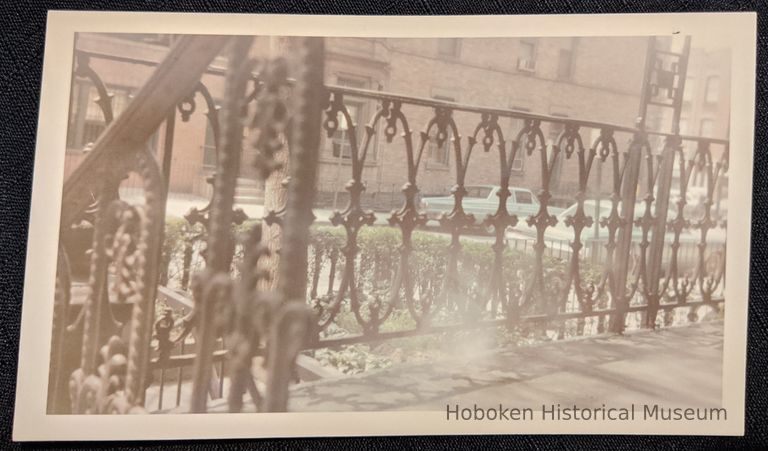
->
(161, 218, 599, 320)
(159, 218, 602, 374)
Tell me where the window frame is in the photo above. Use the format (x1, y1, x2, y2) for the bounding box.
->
(699, 118, 715, 138)
(547, 112, 570, 190)
(426, 94, 456, 169)
(67, 79, 134, 151)
(704, 76, 720, 104)
(507, 106, 530, 173)
(682, 76, 695, 103)
(328, 74, 373, 161)
(556, 47, 574, 80)
(517, 39, 538, 72)
(514, 189, 535, 205)
(331, 99, 364, 160)
(202, 119, 218, 169)
(465, 186, 493, 199)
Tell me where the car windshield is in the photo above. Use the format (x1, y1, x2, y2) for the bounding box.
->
(514, 190, 535, 204)
(465, 186, 493, 199)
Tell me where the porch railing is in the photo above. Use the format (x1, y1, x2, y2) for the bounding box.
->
(49, 35, 728, 415)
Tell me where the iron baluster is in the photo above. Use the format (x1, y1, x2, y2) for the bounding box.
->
(228, 53, 293, 413)
(322, 88, 377, 333)
(610, 132, 647, 333)
(476, 113, 517, 318)
(521, 119, 559, 317)
(644, 136, 679, 327)
(386, 100, 430, 329)
(74, 52, 115, 125)
(558, 125, 602, 327)
(435, 107, 475, 319)
(667, 144, 696, 305)
(189, 37, 254, 413)
(693, 142, 729, 308)
(263, 36, 324, 412)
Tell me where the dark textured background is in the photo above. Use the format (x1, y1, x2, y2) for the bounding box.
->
(0, 1, 765, 449)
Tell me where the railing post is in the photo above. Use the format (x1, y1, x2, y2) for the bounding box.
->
(645, 138, 677, 327)
(264, 36, 325, 412)
(190, 37, 253, 414)
(611, 133, 644, 334)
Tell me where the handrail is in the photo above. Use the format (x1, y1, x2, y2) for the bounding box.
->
(326, 84, 730, 146)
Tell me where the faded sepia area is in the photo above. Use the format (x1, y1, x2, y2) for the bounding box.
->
(50, 33, 730, 415)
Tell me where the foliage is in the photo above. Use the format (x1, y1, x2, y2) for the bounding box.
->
(313, 345, 392, 375)
(159, 217, 604, 375)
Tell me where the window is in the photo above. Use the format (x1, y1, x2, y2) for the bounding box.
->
(332, 102, 363, 159)
(700, 119, 714, 137)
(520, 41, 535, 60)
(557, 48, 574, 79)
(548, 120, 566, 146)
(427, 95, 455, 167)
(704, 76, 720, 104)
(203, 121, 217, 168)
(331, 76, 369, 159)
(557, 38, 577, 80)
(517, 40, 536, 72)
(515, 190, 534, 204)
(67, 80, 132, 150)
(682, 77, 695, 103)
(337, 76, 367, 90)
(547, 113, 569, 190)
(507, 106, 530, 173)
(437, 38, 460, 58)
(466, 186, 493, 199)
(510, 148, 525, 172)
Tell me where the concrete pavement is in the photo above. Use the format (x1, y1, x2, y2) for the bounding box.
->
(281, 321, 723, 412)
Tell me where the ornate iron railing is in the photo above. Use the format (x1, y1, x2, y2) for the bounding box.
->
(49, 35, 728, 415)
(305, 83, 728, 340)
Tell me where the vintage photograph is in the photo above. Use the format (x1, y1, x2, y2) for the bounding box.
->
(13, 11, 756, 440)
(50, 30, 731, 414)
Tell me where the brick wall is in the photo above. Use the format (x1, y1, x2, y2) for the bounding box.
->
(64, 34, 726, 211)
(318, 37, 650, 208)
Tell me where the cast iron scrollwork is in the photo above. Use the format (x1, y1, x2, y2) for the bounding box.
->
(519, 119, 560, 317)
(74, 52, 115, 125)
(432, 107, 475, 320)
(384, 100, 432, 329)
(319, 88, 379, 333)
(556, 124, 604, 320)
(182, 81, 249, 230)
(68, 147, 165, 414)
(666, 143, 697, 306)
(692, 142, 728, 306)
(188, 37, 256, 413)
(473, 114, 518, 318)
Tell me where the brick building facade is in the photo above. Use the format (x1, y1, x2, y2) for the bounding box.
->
(316, 36, 655, 209)
(63, 34, 728, 210)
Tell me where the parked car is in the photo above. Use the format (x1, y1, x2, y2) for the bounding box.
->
(419, 185, 564, 232)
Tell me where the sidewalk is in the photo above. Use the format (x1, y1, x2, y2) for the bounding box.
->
(279, 321, 723, 412)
